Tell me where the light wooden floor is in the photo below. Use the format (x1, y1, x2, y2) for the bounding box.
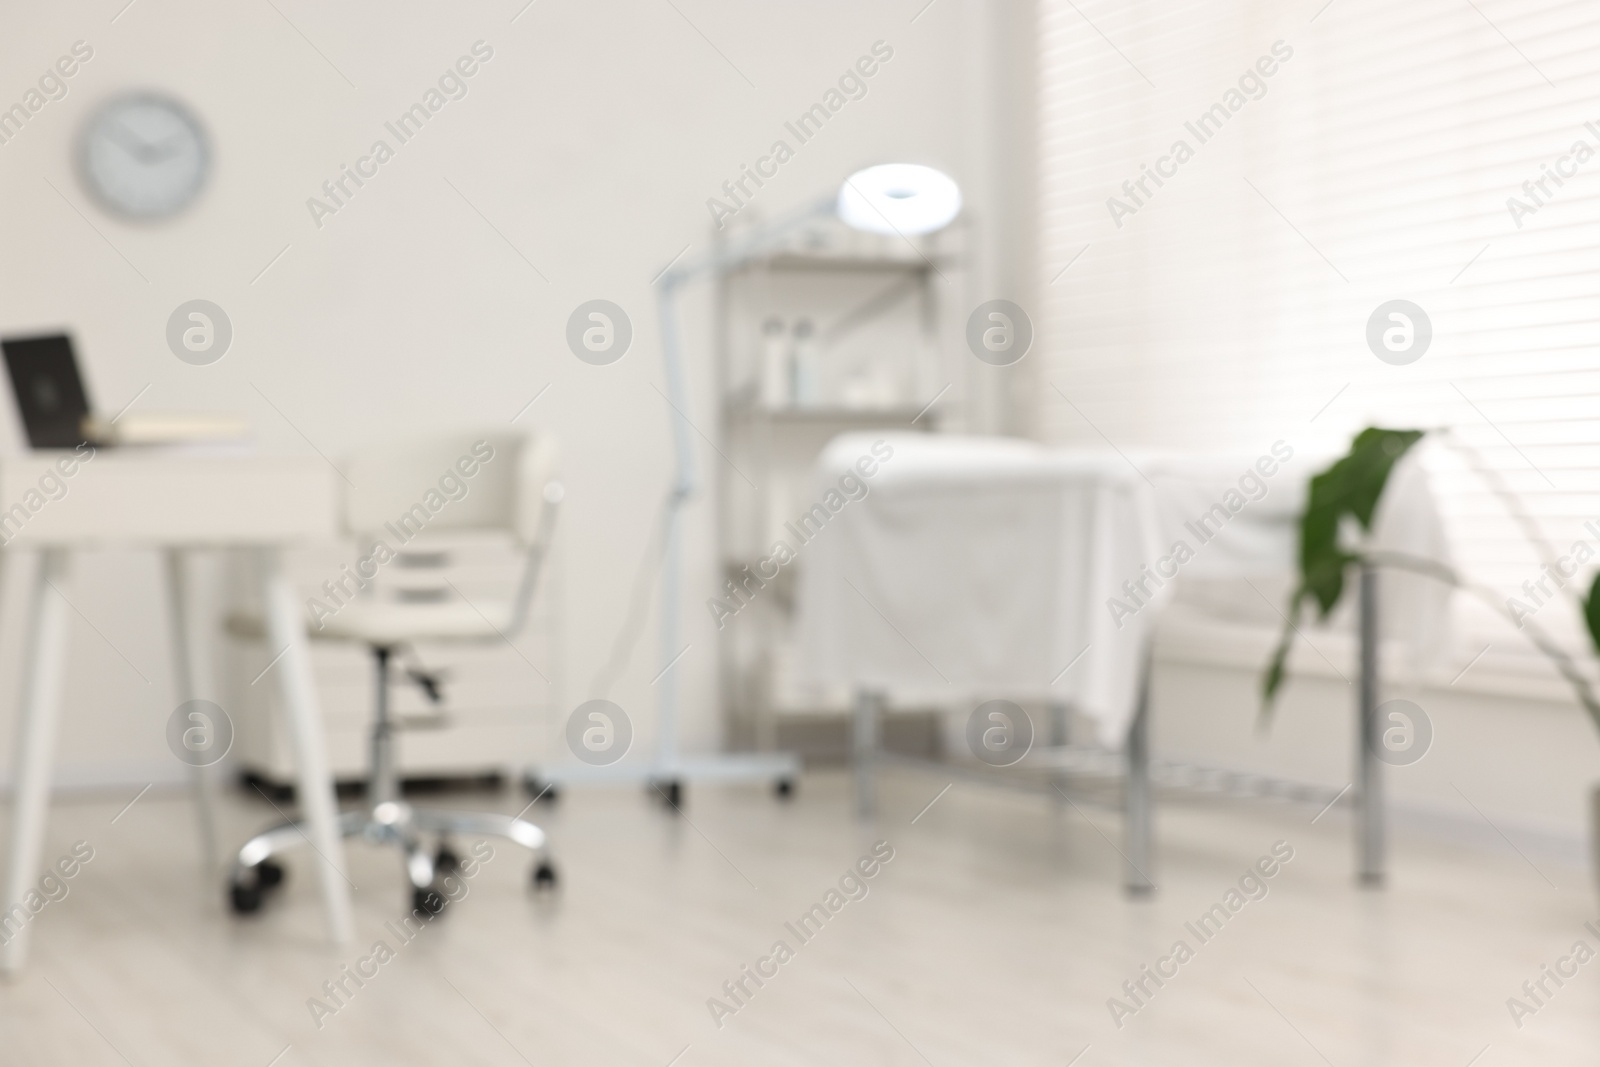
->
(1, 768, 1597, 1065)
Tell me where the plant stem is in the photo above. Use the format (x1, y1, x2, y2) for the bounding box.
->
(1362, 549, 1600, 735)
(1436, 429, 1588, 618)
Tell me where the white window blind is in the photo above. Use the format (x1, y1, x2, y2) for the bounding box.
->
(1035, 0, 1600, 682)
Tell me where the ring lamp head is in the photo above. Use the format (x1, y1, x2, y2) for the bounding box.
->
(837, 164, 961, 235)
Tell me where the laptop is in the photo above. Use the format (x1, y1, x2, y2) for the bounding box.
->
(1, 333, 92, 449)
(1, 332, 249, 450)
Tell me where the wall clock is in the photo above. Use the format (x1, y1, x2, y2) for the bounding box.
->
(78, 93, 209, 220)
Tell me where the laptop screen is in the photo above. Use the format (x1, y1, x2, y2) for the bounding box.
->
(1, 333, 93, 449)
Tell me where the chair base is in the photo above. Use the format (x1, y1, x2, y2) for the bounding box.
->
(228, 799, 555, 915)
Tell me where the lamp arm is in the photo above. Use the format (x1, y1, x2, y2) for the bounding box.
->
(657, 195, 835, 288)
(650, 194, 835, 501)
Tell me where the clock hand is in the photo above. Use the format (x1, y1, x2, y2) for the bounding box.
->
(139, 132, 190, 162)
(103, 120, 159, 162)
(106, 120, 186, 164)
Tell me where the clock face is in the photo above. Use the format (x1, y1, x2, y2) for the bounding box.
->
(78, 94, 209, 220)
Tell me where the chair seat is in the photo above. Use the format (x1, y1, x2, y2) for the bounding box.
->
(229, 598, 514, 646)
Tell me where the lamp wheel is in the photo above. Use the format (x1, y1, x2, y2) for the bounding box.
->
(533, 861, 558, 889)
(655, 780, 683, 810)
(775, 778, 795, 800)
(435, 845, 460, 874)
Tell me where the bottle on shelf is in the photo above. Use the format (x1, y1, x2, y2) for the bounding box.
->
(759, 316, 788, 410)
(789, 318, 820, 408)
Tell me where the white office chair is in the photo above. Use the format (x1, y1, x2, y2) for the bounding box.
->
(226, 430, 562, 915)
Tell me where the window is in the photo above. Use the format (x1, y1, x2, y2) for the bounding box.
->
(1036, 0, 1600, 682)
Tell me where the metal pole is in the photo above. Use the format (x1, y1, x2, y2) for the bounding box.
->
(1357, 562, 1385, 886)
(1048, 701, 1071, 807)
(853, 688, 881, 820)
(654, 282, 693, 775)
(370, 647, 398, 806)
(1123, 642, 1154, 897)
(1048, 702, 1069, 747)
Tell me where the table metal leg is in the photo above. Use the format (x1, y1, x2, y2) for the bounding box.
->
(163, 548, 219, 877)
(259, 549, 353, 945)
(853, 688, 881, 820)
(1047, 701, 1071, 807)
(1123, 642, 1155, 897)
(1, 549, 73, 974)
(1357, 563, 1384, 886)
(1048, 702, 1069, 747)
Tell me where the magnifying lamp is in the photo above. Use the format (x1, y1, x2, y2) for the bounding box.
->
(547, 165, 961, 797)
(836, 164, 963, 236)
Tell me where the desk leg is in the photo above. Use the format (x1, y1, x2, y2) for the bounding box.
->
(163, 549, 218, 878)
(1123, 643, 1155, 898)
(259, 549, 353, 946)
(1, 549, 73, 974)
(853, 688, 881, 820)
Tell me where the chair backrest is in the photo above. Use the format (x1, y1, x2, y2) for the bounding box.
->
(341, 430, 559, 549)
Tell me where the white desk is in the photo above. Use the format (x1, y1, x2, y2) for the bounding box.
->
(0, 450, 354, 972)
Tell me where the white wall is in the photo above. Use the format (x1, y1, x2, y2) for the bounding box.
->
(0, 0, 1005, 787)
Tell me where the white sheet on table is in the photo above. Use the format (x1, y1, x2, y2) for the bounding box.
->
(795, 433, 1455, 750)
(795, 433, 1163, 748)
(1138, 443, 1451, 674)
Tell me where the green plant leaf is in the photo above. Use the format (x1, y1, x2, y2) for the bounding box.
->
(1584, 571, 1600, 658)
(1260, 427, 1425, 720)
(1297, 428, 1424, 618)
(1260, 588, 1306, 714)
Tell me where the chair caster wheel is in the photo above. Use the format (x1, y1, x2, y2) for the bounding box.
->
(775, 778, 795, 800)
(229, 881, 263, 914)
(413, 887, 447, 916)
(435, 845, 460, 874)
(228, 860, 285, 915)
(525, 778, 559, 803)
(532, 861, 557, 889)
